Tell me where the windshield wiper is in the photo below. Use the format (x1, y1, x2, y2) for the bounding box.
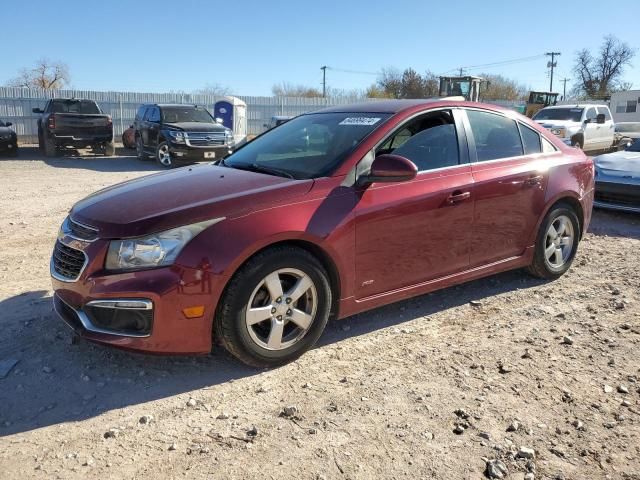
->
(231, 163, 295, 179)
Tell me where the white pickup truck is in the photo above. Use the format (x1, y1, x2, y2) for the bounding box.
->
(532, 104, 615, 152)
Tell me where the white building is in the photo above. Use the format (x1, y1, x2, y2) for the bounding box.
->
(610, 90, 640, 122)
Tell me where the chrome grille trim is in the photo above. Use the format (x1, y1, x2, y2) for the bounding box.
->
(50, 240, 88, 282)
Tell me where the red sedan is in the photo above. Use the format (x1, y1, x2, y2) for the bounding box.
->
(51, 100, 594, 367)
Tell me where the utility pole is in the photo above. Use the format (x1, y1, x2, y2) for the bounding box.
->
(545, 52, 561, 92)
(458, 67, 464, 76)
(560, 78, 569, 100)
(320, 66, 327, 98)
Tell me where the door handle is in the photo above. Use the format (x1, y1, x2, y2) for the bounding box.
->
(524, 175, 543, 186)
(447, 191, 471, 204)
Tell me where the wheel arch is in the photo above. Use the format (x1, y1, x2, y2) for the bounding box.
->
(534, 193, 585, 243)
(216, 238, 342, 322)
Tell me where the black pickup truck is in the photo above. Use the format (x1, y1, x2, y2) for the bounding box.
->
(33, 99, 114, 157)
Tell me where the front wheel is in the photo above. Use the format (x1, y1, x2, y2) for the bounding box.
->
(215, 246, 332, 368)
(156, 141, 173, 168)
(527, 204, 580, 279)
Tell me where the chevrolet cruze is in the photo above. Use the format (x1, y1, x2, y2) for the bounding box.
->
(51, 100, 594, 367)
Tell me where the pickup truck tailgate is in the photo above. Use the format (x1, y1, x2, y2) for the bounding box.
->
(52, 114, 112, 137)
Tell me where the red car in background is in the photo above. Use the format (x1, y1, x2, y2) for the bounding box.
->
(51, 100, 594, 367)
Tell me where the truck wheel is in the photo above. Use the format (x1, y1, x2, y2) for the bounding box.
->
(44, 136, 58, 158)
(156, 141, 173, 168)
(38, 131, 44, 152)
(571, 138, 583, 149)
(104, 141, 115, 156)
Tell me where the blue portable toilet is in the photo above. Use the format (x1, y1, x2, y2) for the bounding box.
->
(213, 96, 247, 144)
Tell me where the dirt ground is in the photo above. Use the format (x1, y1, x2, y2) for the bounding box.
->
(0, 148, 639, 480)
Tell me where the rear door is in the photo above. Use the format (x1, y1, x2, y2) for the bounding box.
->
(463, 108, 549, 267)
(354, 108, 475, 298)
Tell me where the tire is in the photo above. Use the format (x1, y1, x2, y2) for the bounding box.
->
(38, 131, 44, 152)
(571, 137, 583, 149)
(215, 246, 332, 368)
(156, 141, 173, 168)
(104, 141, 115, 156)
(527, 203, 580, 279)
(44, 135, 57, 157)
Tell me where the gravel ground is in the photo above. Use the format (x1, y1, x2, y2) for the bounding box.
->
(0, 148, 639, 480)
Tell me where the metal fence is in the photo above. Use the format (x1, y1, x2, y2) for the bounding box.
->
(0, 87, 369, 143)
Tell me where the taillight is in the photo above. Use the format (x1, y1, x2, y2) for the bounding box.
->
(48, 114, 55, 130)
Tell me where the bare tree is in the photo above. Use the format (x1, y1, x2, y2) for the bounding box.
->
(7, 58, 70, 89)
(194, 83, 232, 96)
(369, 68, 441, 99)
(479, 73, 528, 101)
(573, 35, 635, 98)
(271, 82, 322, 97)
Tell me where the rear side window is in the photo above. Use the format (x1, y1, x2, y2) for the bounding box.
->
(466, 110, 523, 161)
(541, 137, 557, 153)
(147, 107, 160, 122)
(519, 123, 541, 155)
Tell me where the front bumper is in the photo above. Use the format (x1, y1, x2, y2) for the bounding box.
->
(50, 235, 224, 354)
(168, 143, 233, 162)
(594, 180, 640, 213)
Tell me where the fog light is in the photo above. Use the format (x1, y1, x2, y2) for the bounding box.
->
(182, 305, 205, 318)
(175, 152, 184, 157)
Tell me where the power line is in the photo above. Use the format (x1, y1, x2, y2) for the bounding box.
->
(443, 54, 547, 75)
(326, 67, 379, 76)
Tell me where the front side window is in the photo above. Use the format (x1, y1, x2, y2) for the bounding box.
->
(136, 106, 147, 121)
(585, 107, 597, 121)
(224, 112, 391, 179)
(147, 107, 160, 122)
(377, 110, 459, 171)
(467, 110, 523, 161)
(519, 123, 541, 155)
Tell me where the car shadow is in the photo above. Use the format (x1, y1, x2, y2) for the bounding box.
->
(9, 147, 163, 173)
(588, 208, 640, 240)
(0, 268, 546, 437)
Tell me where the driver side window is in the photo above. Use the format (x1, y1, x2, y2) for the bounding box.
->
(585, 107, 597, 122)
(377, 110, 460, 172)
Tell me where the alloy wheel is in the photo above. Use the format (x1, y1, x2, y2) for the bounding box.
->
(245, 268, 317, 351)
(544, 214, 575, 269)
(157, 144, 172, 167)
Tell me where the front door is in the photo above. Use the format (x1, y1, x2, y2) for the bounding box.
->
(463, 108, 549, 267)
(583, 106, 599, 150)
(354, 109, 474, 299)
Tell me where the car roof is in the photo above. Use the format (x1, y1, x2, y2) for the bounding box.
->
(142, 103, 202, 108)
(311, 99, 512, 114)
(541, 104, 608, 109)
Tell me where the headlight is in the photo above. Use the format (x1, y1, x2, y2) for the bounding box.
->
(225, 130, 234, 145)
(105, 218, 224, 271)
(550, 127, 566, 137)
(167, 130, 186, 144)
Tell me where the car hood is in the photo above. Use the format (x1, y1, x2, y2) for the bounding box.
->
(163, 122, 227, 132)
(70, 164, 313, 238)
(534, 119, 580, 130)
(594, 151, 640, 179)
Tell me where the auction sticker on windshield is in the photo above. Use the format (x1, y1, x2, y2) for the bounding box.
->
(339, 117, 382, 126)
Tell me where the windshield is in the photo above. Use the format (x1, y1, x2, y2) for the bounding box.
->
(162, 107, 214, 124)
(533, 108, 583, 122)
(224, 112, 391, 179)
(50, 100, 101, 114)
(616, 123, 640, 133)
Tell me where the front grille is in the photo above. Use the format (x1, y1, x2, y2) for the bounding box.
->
(68, 218, 98, 241)
(52, 241, 86, 281)
(186, 131, 226, 146)
(53, 294, 84, 331)
(595, 182, 640, 207)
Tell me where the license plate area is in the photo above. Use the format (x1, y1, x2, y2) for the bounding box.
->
(204, 152, 216, 159)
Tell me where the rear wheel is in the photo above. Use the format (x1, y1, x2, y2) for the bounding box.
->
(527, 204, 580, 279)
(215, 246, 332, 368)
(156, 141, 173, 168)
(44, 135, 57, 157)
(104, 140, 115, 156)
(571, 137, 583, 149)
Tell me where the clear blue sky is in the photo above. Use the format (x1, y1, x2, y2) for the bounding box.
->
(2, 0, 639, 96)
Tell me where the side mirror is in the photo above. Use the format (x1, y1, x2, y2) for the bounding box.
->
(5, 122, 11, 127)
(358, 154, 418, 186)
(215, 118, 224, 125)
(596, 113, 606, 124)
(129, 124, 134, 129)
(32, 108, 43, 114)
